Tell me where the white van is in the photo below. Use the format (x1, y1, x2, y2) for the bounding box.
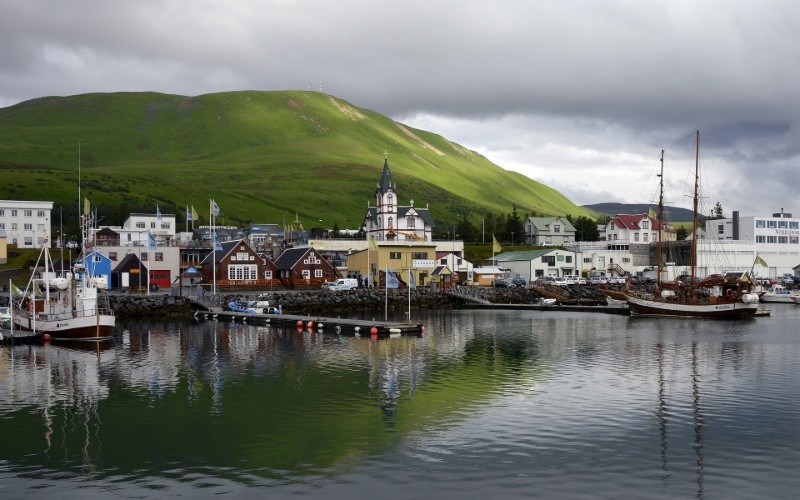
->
(321, 278, 359, 291)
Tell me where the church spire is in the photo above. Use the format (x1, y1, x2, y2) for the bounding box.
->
(377, 152, 396, 194)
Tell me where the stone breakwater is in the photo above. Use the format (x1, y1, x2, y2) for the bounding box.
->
(105, 284, 621, 317)
(108, 294, 198, 317)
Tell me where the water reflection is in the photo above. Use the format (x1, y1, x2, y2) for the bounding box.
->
(0, 309, 798, 498)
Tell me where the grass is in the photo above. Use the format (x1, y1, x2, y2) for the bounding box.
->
(0, 91, 597, 231)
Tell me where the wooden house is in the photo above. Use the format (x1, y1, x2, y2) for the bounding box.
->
(200, 239, 279, 290)
(112, 253, 148, 290)
(273, 246, 337, 288)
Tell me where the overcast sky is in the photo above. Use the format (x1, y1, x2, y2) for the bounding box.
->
(2, 0, 799, 217)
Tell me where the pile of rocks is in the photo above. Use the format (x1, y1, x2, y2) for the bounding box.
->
(108, 294, 197, 317)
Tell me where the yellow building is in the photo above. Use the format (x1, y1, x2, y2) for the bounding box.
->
(347, 241, 437, 287)
(0, 230, 7, 264)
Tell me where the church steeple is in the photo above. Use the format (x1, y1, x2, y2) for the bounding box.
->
(377, 151, 396, 195)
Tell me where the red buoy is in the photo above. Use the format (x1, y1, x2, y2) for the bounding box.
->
(297, 320, 304, 327)
(370, 327, 378, 335)
(43, 333, 51, 341)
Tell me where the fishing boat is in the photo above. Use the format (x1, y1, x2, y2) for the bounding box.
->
(13, 207, 115, 340)
(624, 131, 760, 318)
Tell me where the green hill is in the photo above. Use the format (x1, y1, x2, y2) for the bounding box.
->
(0, 90, 594, 233)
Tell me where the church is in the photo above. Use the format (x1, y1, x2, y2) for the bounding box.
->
(362, 155, 435, 242)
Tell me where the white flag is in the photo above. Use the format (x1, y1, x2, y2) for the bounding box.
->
(385, 268, 399, 289)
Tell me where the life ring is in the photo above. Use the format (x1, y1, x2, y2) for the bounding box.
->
(725, 289, 735, 299)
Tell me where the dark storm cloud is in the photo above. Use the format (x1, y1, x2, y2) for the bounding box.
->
(2, 0, 800, 215)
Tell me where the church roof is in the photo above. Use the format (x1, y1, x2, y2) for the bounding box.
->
(377, 158, 396, 194)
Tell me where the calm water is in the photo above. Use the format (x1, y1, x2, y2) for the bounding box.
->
(1, 306, 799, 499)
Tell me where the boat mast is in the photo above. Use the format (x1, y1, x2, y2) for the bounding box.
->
(656, 149, 665, 286)
(690, 130, 700, 285)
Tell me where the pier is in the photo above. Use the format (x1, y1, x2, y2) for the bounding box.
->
(195, 309, 425, 336)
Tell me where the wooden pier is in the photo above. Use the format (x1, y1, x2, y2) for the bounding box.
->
(195, 310, 425, 336)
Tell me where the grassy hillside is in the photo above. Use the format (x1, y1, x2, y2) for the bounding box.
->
(0, 91, 595, 233)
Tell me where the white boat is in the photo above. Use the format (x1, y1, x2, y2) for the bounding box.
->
(624, 132, 760, 319)
(13, 208, 115, 340)
(760, 284, 799, 303)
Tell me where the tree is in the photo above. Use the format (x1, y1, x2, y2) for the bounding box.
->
(332, 221, 341, 238)
(572, 216, 600, 241)
(709, 201, 725, 220)
(503, 205, 525, 245)
(676, 226, 690, 240)
(456, 217, 478, 243)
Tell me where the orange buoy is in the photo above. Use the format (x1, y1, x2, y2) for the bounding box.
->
(43, 333, 51, 341)
(370, 327, 378, 335)
(297, 320, 304, 327)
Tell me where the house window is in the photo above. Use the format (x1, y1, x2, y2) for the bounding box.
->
(0, 210, 4, 216)
(767, 236, 777, 243)
(161, 223, 170, 230)
(643, 233, 648, 242)
(388, 216, 393, 228)
(37, 210, 45, 217)
(565, 256, 572, 263)
(756, 220, 765, 228)
(141, 252, 148, 261)
(236, 252, 249, 261)
(778, 221, 788, 228)
(24, 210, 32, 217)
(109, 252, 118, 261)
(11, 223, 17, 231)
(767, 221, 777, 228)
(93, 255, 102, 262)
(228, 264, 257, 280)
(264, 270, 272, 280)
(717, 224, 724, 234)
(778, 236, 788, 244)
(412, 252, 428, 259)
(634, 233, 640, 242)
(542, 255, 556, 266)
(314, 269, 323, 278)
(24, 223, 32, 230)
(387, 193, 393, 205)
(790, 222, 799, 229)
(407, 217, 415, 228)
(756, 236, 765, 243)
(554, 225, 561, 233)
(155, 252, 164, 261)
(301, 269, 310, 280)
(390, 252, 402, 259)
(24, 237, 32, 246)
(642, 220, 649, 229)
(610, 222, 615, 230)
(11, 210, 18, 216)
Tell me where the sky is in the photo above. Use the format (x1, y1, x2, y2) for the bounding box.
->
(2, 0, 799, 218)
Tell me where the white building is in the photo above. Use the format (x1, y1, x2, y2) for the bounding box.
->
(0, 200, 54, 248)
(97, 212, 177, 247)
(363, 156, 435, 242)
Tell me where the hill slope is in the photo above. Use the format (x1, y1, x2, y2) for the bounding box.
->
(583, 203, 696, 223)
(0, 91, 595, 231)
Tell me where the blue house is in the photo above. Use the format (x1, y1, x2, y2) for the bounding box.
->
(81, 250, 113, 290)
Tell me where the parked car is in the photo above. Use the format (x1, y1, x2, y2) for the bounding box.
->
(589, 275, 607, 285)
(563, 275, 577, 285)
(492, 278, 511, 288)
(552, 276, 569, 286)
(534, 276, 555, 285)
(510, 277, 528, 288)
(576, 276, 587, 285)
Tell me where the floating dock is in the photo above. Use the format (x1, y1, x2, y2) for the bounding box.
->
(195, 310, 425, 336)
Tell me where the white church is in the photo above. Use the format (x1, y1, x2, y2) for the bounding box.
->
(362, 155, 435, 242)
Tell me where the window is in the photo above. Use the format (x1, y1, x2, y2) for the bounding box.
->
(387, 193, 393, 205)
(542, 255, 556, 266)
(24, 223, 32, 231)
(150, 222, 156, 229)
(314, 269, 323, 278)
(643, 233, 648, 242)
(778, 236, 788, 244)
(718, 224, 724, 234)
(141, 252, 148, 261)
(610, 222, 615, 230)
(767, 220, 777, 228)
(93, 254, 102, 262)
(767, 236, 777, 243)
(155, 252, 164, 261)
(412, 252, 428, 259)
(24, 210, 32, 217)
(554, 224, 561, 233)
(236, 252, 249, 261)
(0, 210, 4, 216)
(642, 220, 649, 229)
(11, 210, 17, 216)
(407, 217, 415, 228)
(109, 252, 117, 261)
(790, 222, 799, 230)
(11, 223, 18, 230)
(634, 233, 639, 242)
(37, 210, 45, 217)
(301, 269, 310, 280)
(756, 235, 766, 243)
(0, 223, 4, 229)
(264, 270, 272, 280)
(756, 220, 765, 228)
(390, 252, 402, 259)
(136, 221, 146, 229)
(24, 237, 32, 246)
(565, 256, 572, 263)
(228, 264, 257, 280)
(440, 258, 447, 264)
(791, 236, 799, 244)
(779, 221, 788, 228)
(388, 216, 393, 228)
(584, 257, 592, 264)
(161, 223, 170, 230)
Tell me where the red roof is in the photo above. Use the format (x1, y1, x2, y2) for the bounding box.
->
(612, 214, 674, 232)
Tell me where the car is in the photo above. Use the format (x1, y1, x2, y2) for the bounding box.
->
(552, 277, 569, 286)
(563, 275, 577, 285)
(589, 276, 607, 285)
(492, 278, 511, 288)
(534, 276, 555, 285)
(608, 276, 626, 285)
(510, 277, 528, 288)
(575, 276, 587, 285)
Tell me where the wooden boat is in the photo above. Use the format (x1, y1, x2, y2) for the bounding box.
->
(624, 131, 760, 319)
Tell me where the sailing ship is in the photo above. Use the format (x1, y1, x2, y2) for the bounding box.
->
(624, 131, 760, 318)
(13, 206, 115, 340)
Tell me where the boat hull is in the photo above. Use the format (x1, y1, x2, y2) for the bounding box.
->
(13, 314, 115, 340)
(626, 294, 759, 319)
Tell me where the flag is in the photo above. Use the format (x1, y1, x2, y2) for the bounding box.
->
(56, 234, 62, 248)
(147, 229, 157, 250)
(492, 234, 502, 253)
(156, 205, 162, 220)
(648, 207, 658, 220)
(754, 254, 768, 267)
(385, 268, 399, 289)
(10, 283, 24, 298)
(186, 205, 192, 221)
(368, 235, 377, 251)
(214, 237, 223, 251)
(191, 205, 198, 221)
(409, 268, 416, 289)
(83, 197, 90, 216)
(211, 199, 220, 216)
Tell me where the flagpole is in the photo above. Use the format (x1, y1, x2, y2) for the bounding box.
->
(407, 267, 412, 322)
(211, 199, 216, 297)
(384, 267, 388, 322)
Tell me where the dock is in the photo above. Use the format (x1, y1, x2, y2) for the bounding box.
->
(195, 309, 425, 336)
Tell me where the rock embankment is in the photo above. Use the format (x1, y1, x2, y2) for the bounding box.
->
(108, 294, 197, 317)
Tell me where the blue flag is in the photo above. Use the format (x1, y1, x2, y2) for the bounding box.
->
(214, 237, 223, 252)
(211, 199, 220, 216)
(156, 205, 162, 220)
(147, 229, 157, 250)
(386, 268, 399, 289)
(186, 205, 192, 221)
(409, 268, 416, 289)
